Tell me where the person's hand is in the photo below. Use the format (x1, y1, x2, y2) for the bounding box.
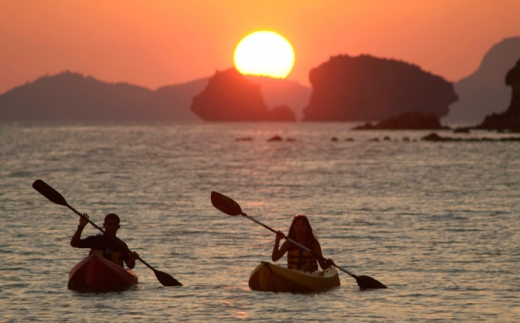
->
(275, 231, 285, 241)
(130, 252, 139, 261)
(79, 213, 89, 228)
(324, 258, 335, 269)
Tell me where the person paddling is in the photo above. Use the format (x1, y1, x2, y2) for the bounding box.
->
(71, 213, 139, 269)
(272, 215, 333, 272)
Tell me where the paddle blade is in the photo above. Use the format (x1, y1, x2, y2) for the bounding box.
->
(211, 191, 243, 216)
(154, 269, 182, 287)
(356, 275, 387, 290)
(32, 179, 69, 206)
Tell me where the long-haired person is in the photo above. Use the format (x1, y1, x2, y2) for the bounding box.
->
(272, 215, 333, 272)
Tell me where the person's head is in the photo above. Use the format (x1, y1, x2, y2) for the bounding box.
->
(103, 213, 121, 236)
(287, 215, 317, 247)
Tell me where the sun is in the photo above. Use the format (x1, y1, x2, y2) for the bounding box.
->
(234, 31, 295, 79)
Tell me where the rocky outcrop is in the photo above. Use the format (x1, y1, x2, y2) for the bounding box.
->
(353, 111, 445, 130)
(422, 132, 520, 142)
(302, 54, 457, 122)
(190, 68, 296, 121)
(506, 59, 520, 116)
(444, 37, 520, 124)
(476, 59, 520, 132)
(244, 75, 310, 120)
(190, 68, 268, 121)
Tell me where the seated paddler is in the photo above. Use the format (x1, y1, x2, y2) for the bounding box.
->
(70, 213, 139, 269)
(272, 214, 334, 272)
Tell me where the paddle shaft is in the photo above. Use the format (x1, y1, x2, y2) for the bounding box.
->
(240, 212, 356, 278)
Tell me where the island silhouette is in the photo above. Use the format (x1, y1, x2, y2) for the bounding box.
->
(302, 54, 457, 121)
(190, 68, 296, 121)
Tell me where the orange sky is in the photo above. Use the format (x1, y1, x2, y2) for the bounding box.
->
(1, 0, 519, 94)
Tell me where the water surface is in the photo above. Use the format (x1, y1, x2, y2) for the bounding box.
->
(1, 122, 519, 322)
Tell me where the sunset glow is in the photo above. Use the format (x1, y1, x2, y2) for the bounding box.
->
(234, 31, 295, 79)
(0, 1, 519, 94)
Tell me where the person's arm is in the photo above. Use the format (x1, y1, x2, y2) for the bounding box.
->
(272, 231, 288, 261)
(70, 214, 89, 248)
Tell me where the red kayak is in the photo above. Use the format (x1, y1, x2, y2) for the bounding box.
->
(67, 255, 138, 292)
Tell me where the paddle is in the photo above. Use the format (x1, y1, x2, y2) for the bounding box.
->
(32, 179, 182, 287)
(210, 191, 387, 290)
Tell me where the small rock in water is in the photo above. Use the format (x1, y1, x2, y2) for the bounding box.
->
(268, 135, 283, 142)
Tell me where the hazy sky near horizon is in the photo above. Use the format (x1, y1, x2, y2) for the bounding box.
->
(1, 0, 519, 94)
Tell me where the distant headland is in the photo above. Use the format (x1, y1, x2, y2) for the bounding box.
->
(0, 72, 202, 121)
(443, 37, 520, 124)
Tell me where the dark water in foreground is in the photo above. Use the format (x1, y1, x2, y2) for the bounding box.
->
(1, 122, 519, 322)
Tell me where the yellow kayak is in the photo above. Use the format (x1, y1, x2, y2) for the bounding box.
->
(248, 261, 340, 293)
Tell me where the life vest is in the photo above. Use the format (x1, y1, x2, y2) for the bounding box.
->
(89, 249, 124, 267)
(287, 248, 318, 271)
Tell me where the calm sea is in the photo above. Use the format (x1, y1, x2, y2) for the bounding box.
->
(1, 122, 519, 322)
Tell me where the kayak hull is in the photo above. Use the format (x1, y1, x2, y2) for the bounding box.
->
(68, 255, 138, 292)
(248, 261, 340, 293)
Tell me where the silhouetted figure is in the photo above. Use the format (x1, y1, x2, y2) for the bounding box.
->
(272, 215, 333, 272)
(71, 213, 139, 269)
